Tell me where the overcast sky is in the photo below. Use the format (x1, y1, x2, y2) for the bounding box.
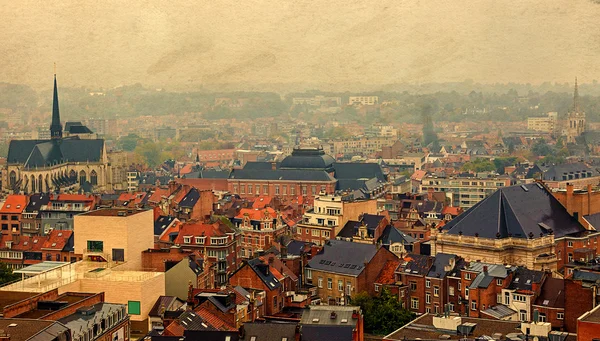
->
(2, 0, 600, 89)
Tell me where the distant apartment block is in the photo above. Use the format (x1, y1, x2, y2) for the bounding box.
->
(292, 95, 342, 107)
(332, 136, 396, 155)
(348, 96, 379, 105)
(420, 175, 511, 209)
(295, 193, 377, 246)
(527, 112, 558, 135)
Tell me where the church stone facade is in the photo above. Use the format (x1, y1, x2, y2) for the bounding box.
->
(1, 75, 120, 194)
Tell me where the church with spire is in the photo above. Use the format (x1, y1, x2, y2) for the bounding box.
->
(566, 77, 586, 144)
(1, 75, 113, 194)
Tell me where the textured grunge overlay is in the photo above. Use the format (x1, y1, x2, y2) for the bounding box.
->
(1, 0, 600, 90)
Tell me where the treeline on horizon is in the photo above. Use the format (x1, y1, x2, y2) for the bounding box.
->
(2, 80, 600, 124)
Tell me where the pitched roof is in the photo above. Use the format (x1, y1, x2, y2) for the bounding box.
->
(235, 207, 277, 220)
(307, 240, 378, 276)
(426, 253, 458, 279)
(148, 296, 185, 317)
(174, 222, 234, 245)
(443, 183, 586, 239)
(300, 305, 360, 327)
(230, 168, 335, 182)
(243, 258, 282, 290)
(241, 322, 298, 341)
(179, 188, 202, 208)
(526, 162, 599, 181)
(375, 260, 401, 285)
(41, 230, 73, 251)
(8, 138, 104, 168)
(399, 254, 433, 276)
(24, 193, 51, 213)
(301, 325, 354, 341)
(508, 267, 545, 292)
(155, 215, 176, 236)
(378, 225, 416, 246)
(0, 194, 28, 214)
(148, 188, 170, 203)
(534, 277, 565, 308)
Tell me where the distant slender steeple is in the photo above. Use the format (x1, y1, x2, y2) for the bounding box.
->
(573, 77, 580, 112)
(50, 73, 63, 139)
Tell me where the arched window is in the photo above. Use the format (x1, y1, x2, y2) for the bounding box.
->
(79, 170, 87, 185)
(90, 170, 98, 186)
(30, 175, 36, 193)
(9, 171, 16, 188)
(38, 175, 43, 193)
(69, 170, 77, 179)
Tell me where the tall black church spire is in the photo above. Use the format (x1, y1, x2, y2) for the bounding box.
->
(50, 74, 63, 139)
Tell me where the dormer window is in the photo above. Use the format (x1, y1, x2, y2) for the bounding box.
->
(183, 236, 191, 244)
(195, 236, 206, 244)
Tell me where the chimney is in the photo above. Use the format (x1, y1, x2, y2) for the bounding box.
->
(281, 244, 288, 258)
(566, 183, 574, 214)
(268, 256, 274, 265)
(271, 162, 277, 171)
(295, 325, 301, 341)
(228, 292, 237, 307)
(483, 265, 488, 273)
(427, 187, 434, 201)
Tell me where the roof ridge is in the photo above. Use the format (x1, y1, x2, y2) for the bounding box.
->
(500, 190, 525, 237)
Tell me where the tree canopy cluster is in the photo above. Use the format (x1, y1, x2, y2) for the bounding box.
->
(351, 288, 416, 335)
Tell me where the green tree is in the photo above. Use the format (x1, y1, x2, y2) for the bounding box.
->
(134, 141, 162, 168)
(118, 134, 142, 151)
(493, 157, 518, 174)
(351, 288, 415, 335)
(531, 139, 554, 157)
(0, 262, 19, 285)
(462, 158, 496, 172)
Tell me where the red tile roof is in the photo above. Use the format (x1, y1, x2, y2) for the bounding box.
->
(52, 194, 95, 202)
(375, 259, 400, 285)
(441, 206, 462, 216)
(0, 195, 28, 214)
(0, 235, 48, 252)
(174, 221, 234, 245)
(235, 207, 277, 220)
(252, 196, 273, 209)
(148, 188, 170, 203)
(41, 230, 73, 251)
(195, 308, 236, 331)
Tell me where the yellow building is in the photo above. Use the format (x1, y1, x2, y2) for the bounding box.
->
(74, 209, 155, 270)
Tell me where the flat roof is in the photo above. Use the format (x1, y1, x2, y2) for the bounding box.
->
(81, 208, 148, 217)
(13, 261, 70, 275)
(0, 291, 39, 312)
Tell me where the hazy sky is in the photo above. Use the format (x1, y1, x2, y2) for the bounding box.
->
(2, 0, 600, 89)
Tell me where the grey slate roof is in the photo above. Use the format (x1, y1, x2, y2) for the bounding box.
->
(481, 305, 517, 319)
(378, 225, 416, 246)
(8, 138, 104, 167)
(307, 240, 377, 276)
(525, 162, 600, 181)
(155, 215, 176, 236)
(301, 325, 354, 341)
(299, 305, 360, 327)
(230, 168, 335, 182)
(401, 254, 434, 276)
(426, 253, 458, 279)
(334, 162, 385, 181)
(507, 267, 544, 291)
(179, 188, 200, 208)
(245, 258, 282, 290)
(443, 183, 585, 239)
(466, 263, 515, 289)
(241, 323, 298, 341)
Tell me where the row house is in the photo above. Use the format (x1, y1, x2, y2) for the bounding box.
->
(193, 286, 255, 329)
(38, 194, 97, 235)
(336, 213, 389, 244)
(40, 229, 78, 262)
(229, 258, 286, 316)
(20, 193, 50, 235)
(306, 240, 398, 305)
(295, 193, 377, 246)
(168, 220, 240, 286)
(0, 194, 28, 236)
(0, 234, 47, 269)
(232, 207, 287, 259)
(172, 187, 214, 222)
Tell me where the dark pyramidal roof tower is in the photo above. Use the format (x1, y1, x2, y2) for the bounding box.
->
(50, 74, 62, 139)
